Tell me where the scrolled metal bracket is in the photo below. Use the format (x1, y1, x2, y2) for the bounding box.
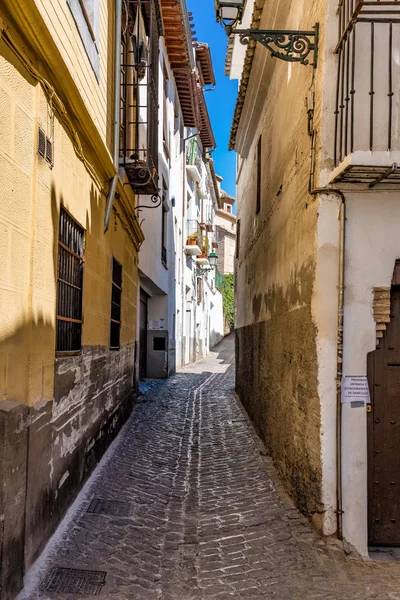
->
(234, 24, 319, 68)
(132, 193, 162, 215)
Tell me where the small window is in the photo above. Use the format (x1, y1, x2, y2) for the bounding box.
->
(161, 178, 168, 267)
(226, 204, 232, 213)
(236, 219, 241, 259)
(110, 258, 122, 349)
(67, 0, 100, 77)
(56, 208, 84, 352)
(256, 135, 262, 215)
(197, 277, 203, 305)
(153, 337, 166, 351)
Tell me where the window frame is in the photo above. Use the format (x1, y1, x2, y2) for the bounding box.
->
(56, 206, 85, 355)
(67, 0, 100, 78)
(110, 257, 123, 350)
(256, 135, 262, 215)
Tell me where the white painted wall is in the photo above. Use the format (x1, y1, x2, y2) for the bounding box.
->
(138, 37, 185, 376)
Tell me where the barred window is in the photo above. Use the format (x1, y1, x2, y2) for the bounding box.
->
(110, 258, 122, 349)
(56, 207, 84, 352)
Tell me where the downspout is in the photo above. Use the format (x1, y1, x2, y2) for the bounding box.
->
(104, 0, 122, 233)
(309, 185, 345, 541)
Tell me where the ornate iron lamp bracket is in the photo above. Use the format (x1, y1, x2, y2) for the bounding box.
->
(131, 193, 162, 216)
(233, 24, 319, 68)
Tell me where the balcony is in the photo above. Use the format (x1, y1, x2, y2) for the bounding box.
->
(119, 0, 160, 196)
(185, 220, 202, 256)
(331, 0, 400, 186)
(186, 138, 203, 182)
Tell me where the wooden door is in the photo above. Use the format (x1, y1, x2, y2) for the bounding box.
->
(139, 290, 148, 380)
(368, 286, 400, 545)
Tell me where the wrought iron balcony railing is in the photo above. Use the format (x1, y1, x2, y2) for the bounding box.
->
(332, 0, 400, 186)
(120, 0, 160, 196)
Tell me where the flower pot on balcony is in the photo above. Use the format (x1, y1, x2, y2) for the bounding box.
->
(199, 222, 206, 231)
(212, 242, 218, 249)
(187, 237, 197, 246)
(198, 250, 207, 259)
(206, 224, 213, 232)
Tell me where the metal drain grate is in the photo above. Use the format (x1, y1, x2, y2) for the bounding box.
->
(87, 498, 134, 517)
(40, 567, 107, 595)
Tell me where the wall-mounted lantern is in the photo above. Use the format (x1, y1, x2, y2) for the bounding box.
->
(215, 0, 319, 67)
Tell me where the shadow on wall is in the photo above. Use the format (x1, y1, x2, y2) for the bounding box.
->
(0, 182, 136, 599)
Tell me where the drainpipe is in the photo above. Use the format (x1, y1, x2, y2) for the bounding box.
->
(309, 186, 346, 541)
(104, 0, 122, 233)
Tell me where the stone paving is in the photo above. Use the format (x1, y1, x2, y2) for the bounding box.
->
(18, 335, 400, 599)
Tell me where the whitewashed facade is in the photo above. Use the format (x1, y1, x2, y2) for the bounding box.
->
(138, 4, 224, 377)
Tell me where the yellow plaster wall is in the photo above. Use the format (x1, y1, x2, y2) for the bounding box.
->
(0, 36, 139, 408)
(35, 0, 115, 149)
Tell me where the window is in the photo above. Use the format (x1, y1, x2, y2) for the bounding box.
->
(67, 0, 99, 77)
(236, 219, 241, 259)
(110, 258, 122, 349)
(197, 277, 203, 305)
(226, 204, 232, 213)
(161, 178, 168, 267)
(256, 135, 262, 214)
(56, 207, 84, 353)
(163, 60, 170, 158)
(153, 337, 166, 351)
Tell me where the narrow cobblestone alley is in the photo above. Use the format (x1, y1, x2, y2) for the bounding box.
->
(17, 336, 400, 600)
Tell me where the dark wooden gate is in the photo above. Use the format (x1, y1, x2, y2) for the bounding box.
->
(139, 289, 148, 380)
(368, 286, 400, 546)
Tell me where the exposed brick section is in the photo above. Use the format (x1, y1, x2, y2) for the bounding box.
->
(18, 336, 400, 600)
(373, 287, 391, 345)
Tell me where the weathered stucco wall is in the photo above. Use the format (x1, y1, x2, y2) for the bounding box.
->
(234, 0, 328, 521)
(0, 4, 141, 594)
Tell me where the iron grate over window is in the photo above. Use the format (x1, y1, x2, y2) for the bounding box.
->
(56, 208, 84, 353)
(110, 258, 122, 349)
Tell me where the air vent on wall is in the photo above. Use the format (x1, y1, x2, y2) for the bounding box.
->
(38, 127, 46, 158)
(37, 127, 54, 167)
(46, 138, 53, 165)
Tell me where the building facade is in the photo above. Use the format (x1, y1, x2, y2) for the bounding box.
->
(0, 0, 144, 597)
(136, 1, 224, 376)
(215, 188, 236, 277)
(228, 0, 400, 555)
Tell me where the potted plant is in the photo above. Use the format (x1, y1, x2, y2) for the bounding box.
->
(206, 223, 213, 232)
(199, 222, 206, 231)
(187, 233, 198, 246)
(198, 244, 208, 259)
(212, 242, 218, 249)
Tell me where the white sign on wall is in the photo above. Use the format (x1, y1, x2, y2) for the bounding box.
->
(341, 376, 371, 404)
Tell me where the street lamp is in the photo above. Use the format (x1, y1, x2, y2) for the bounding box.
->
(214, 0, 246, 31)
(208, 251, 218, 268)
(215, 0, 318, 68)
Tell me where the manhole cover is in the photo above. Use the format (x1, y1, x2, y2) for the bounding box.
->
(87, 498, 134, 517)
(40, 567, 107, 595)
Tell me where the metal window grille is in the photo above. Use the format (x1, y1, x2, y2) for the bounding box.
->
(256, 136, 261, 214)
(56, 208, 84, 352)
(110, 258, 122, 349)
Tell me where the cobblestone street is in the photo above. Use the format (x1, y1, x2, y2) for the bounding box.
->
(18, 336, 400, 600)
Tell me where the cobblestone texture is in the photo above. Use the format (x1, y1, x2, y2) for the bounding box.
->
(18, 336, 400, 599)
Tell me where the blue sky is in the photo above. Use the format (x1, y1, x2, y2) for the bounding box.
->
(187, 0, 238, 198)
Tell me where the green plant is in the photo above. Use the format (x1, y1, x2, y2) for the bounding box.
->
(219, 273, 234, 330)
